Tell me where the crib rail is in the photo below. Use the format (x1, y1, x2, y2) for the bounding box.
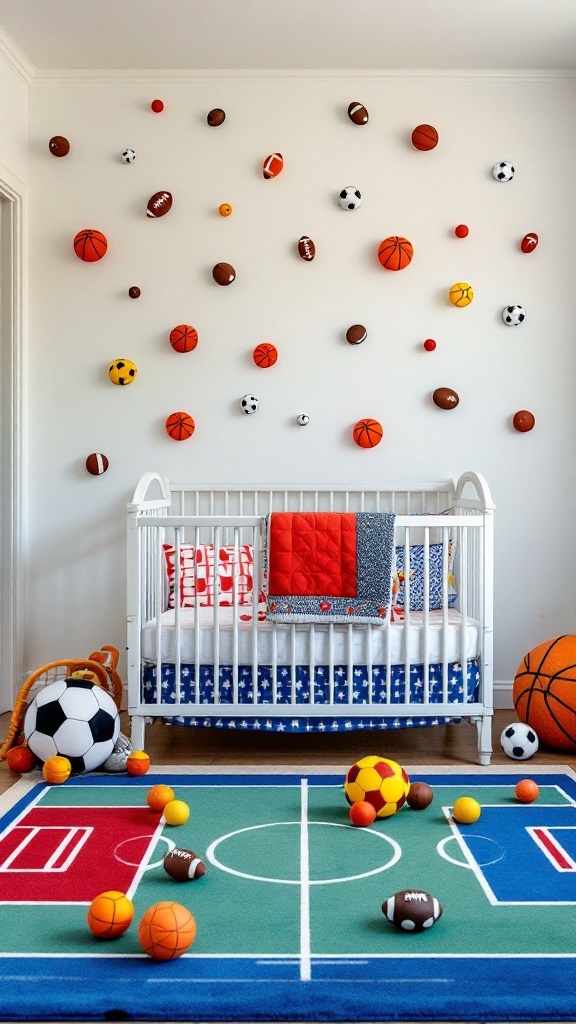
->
(127, 473, 494, 764)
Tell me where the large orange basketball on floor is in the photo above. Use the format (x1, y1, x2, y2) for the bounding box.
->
(138, 901, 196, 960)
(411, 124, 439, 151)
(253, 343, 278, 368)
(169, 325, 198, 353)
(73, 229, 108, 262)
(513, 636, 576, 751)
(353, 418, 383, 448)
(165, 412, 195, 441)
(87, 891, 134, 939)
(378, 236, 413, 271)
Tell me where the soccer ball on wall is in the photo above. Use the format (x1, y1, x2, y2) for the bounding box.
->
(121, 148, 136, 163)
(502, 305, 526, 326)
(500, 721, 539, 760)
(24, 677, 120, 774)
(492, 161, 515, 182)
(344, 755, 410, 818)
(241, 394, 259, 415)
(338, 186, 362, 210)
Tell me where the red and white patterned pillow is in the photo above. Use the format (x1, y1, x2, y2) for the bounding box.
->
(163, 543, 254, 608)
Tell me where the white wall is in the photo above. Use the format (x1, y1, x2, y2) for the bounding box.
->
(0, 40, 29, 186)
(25, 72, 576, 701)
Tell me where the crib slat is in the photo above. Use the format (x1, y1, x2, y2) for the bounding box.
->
(194, 526, 201, 706)
(423, 526, 430, 706)
(441, 526, 449, 705)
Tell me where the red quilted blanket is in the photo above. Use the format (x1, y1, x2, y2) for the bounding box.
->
(262, 510, 396, 624)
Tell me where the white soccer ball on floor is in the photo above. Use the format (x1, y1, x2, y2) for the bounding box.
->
(500, 721, 539, 760)
(24, 677, 120, 774)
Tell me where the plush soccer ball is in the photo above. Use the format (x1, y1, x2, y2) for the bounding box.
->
(108, 359, 137, 385)
(296, 414, 309, 426)
(492, 161, 515, 182)
(241, 394, 259, 415)
(500, 722, 539, 761)
(502, 304, 526, 326)
(24, 677, 120, 774)
(344, 755, 410, 818)
(121, 149, 136, 163)
(338, 186, 362, 210)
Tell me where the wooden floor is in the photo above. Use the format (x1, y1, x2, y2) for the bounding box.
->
(1, 708, 575, 795)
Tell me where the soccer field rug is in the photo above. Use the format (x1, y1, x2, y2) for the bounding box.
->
(1, 766, 576, 1022)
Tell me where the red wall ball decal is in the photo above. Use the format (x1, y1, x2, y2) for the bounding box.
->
(49, 136, 70, 157)
(353, 418, 383, 448)
(454, 224, 469, 238)
(253, 343, 278, 368)
(262, 153, 283, 179)
(169, 325, 198, 353)
(212, 262, 236, 285)
(85, 453, 109, 475)
(521, 233, 538, 253)
(73, 229, 108, 262)
(346, 325, 367, 345)
(432, 388, 459, 410)
(513, 410, 535, 432)
(146, 191, 173, 218)
(166, 412, 195, 441)
(423, 339, 436, 351)
(207, 108, 226, 126)
(411, 124, 439, 150)
(128, 286, 141, 298)
(151, 99, 164, 112)
(378, 237, 413, 271)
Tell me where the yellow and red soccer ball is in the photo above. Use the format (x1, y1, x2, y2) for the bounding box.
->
(344, 756, 410, 818)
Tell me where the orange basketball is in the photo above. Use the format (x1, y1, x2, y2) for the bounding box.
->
(253, 343, 278, 368)
(377, 236, 413, 271)
(513, 636, 576, 751)
(165, 412, 195, 441)
(6, 744, 36, 773)
(73, 229, 108, 262)
(138, 901, 196, 960)
(411, 124, 439, 151)
(169, 325, 198, 353)
(87, 890, 134, 939)
(147, 784, 175, 812)
(353, 418, 383, 448)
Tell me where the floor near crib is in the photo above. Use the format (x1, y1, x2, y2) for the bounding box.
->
(1, 708, 575, 797)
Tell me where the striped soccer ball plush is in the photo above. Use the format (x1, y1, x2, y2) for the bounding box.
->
(24, 677, 119, 774)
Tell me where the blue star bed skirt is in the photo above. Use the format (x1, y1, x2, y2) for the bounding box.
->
(142, 660, 480, 731)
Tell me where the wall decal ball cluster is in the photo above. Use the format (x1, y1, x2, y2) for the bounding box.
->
(58, 98, 539, 470)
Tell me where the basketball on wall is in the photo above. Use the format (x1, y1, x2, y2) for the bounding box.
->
(73, 229, 108, 262)
(252, 343, 278, 368)
(377, 237, 413, 271)
(353, 419, 383, 448)
(513, 636, 576, 751)
(165, 412, 195, 441)
(411, 124, 439, 150)
(169, 325, 198, 353)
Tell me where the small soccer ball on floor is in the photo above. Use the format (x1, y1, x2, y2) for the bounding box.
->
(452, 796, 481, 824)
(344, 755, 410, 819)
(349, 800, 377, 827)
(163, 848, 207, 880)
(126, 750, 150, 776)
(407, 781, 434, 810)
(6, 744, 36, 773)
(43, 755, 71, 785)
(147, 784, 175, 812)
(138, 901, 196, 960)
(162, 799, 190, 826)
(501, 722, 539, 760)
(87, 890, 134, 939)
(515, 779, 540, 803)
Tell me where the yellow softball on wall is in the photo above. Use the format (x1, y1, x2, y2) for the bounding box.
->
(108, 359, 137, 385)
(449, 282, 474, 307)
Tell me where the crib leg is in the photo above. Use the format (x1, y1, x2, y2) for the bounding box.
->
(130, 715, 146, 751)
(474, 714, 493, 766)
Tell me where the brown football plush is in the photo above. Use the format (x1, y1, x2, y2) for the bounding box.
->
(164, 848, 206, 881)
(407, 781, 434, 809)
(383, 889, 443, 932)
(146, 191, 173, 218)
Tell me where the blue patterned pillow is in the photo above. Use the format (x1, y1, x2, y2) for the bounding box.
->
(394, 542, 457, 611)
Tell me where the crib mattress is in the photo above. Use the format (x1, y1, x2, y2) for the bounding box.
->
(141, 607, 480, 666)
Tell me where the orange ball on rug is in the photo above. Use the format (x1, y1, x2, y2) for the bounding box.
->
(126, 750, 150, 776)
(6, 745, 36, 773)
(138, 901, 196, 960)
(514, 636, 576, 751)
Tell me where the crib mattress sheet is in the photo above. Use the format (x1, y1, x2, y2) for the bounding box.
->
(141, 607, 480, 666)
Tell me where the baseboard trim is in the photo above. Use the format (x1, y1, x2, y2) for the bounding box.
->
(494, 679, 514, 710)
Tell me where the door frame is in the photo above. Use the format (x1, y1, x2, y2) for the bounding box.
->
(0, 173, 24, 713)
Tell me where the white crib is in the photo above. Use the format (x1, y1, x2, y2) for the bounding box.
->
(127, 472, 494, 763)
